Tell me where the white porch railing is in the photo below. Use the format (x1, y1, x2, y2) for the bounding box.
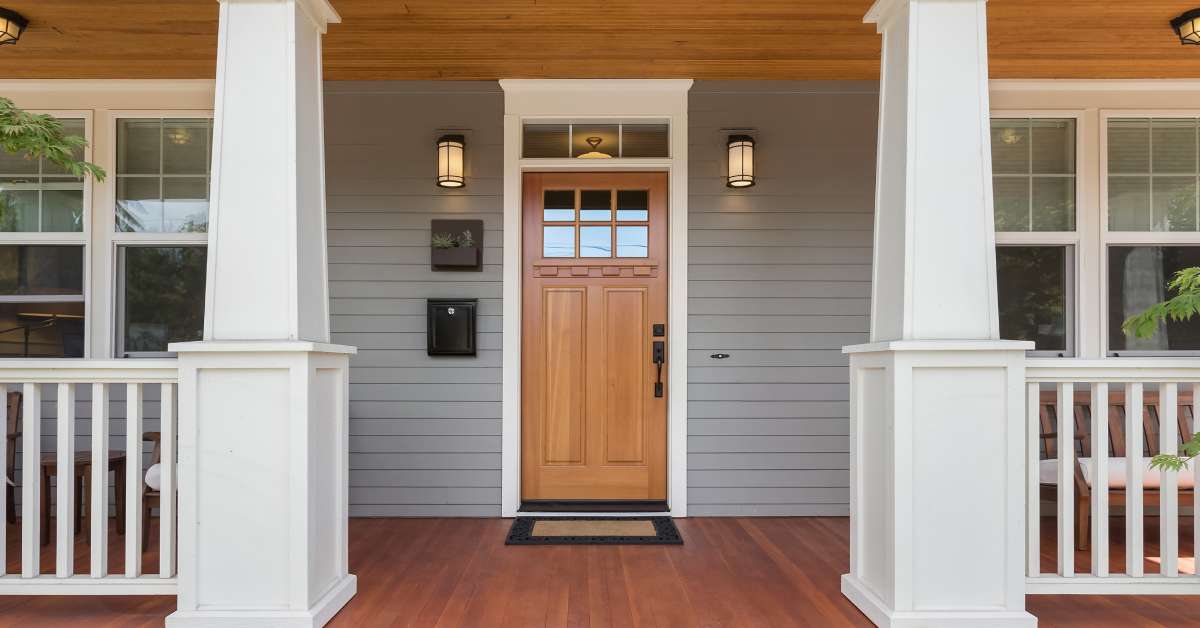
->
(1026, 358, 1200, 594)
(0, 360, 177, 595)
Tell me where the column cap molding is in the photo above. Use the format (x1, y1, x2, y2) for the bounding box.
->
(844, 340, 1033, 355)
(169, 340, 357, 355)
(865, 0, 988, 26)
(218, 0, 341, 32)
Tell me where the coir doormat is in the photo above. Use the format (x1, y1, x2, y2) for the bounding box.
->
(505, 516, 683, 545)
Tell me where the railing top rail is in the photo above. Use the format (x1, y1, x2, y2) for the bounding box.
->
(1026, 358, 1200, 383)
(0, 359, 178, 383)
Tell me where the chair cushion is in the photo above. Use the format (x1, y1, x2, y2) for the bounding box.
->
(145, 463, 162, 491)
(1040, 457, 1196, 489)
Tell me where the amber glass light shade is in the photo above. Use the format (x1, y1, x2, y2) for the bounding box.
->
(437, 134, 465, 188)
(0, 8, 28, 45)
(726, 135, 755, 188)
(1172, 9, 1200, 45)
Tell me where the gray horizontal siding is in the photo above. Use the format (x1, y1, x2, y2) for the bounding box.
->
(687, 80, 877, 517)
(325, 81, 504, 518)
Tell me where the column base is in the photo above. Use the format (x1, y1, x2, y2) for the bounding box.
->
(167, 574, 357, 628)
(843, 575, 1036, 628)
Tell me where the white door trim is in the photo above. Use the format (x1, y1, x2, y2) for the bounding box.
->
(499, 79, 692, 518)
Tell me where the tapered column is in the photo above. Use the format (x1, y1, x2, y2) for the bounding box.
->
(167, 1, 355, 627)
(841, 1, 1036, 626)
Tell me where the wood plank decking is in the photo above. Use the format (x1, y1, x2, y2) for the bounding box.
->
(3, 516, 1200, 626)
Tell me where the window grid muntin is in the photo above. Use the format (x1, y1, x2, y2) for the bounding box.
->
(522, 123, 669, 159)
(992, 117, 1078, 233)
(541, 188, 650, 259)
(0, 118, 86, 234)
(115, 118, 214, 234)
(1107, 117, 1200, 233)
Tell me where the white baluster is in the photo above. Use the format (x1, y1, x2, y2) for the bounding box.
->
(1127, 382, 1144, 578)
(1160, 383, 1179, 577)
(1091, 382, 1109, 577)
(55, 382, 75, 577)
(159, 383, 176, 578)
(125, 383, 143, 578)
(21, 383, 41, 577)
(1057, 382, 1074, 577)
(0, 386, 6, 576)
(90, 382, 109, 577)
(1027, 381, 1040, 578)
(1194, 383, 1200, 579)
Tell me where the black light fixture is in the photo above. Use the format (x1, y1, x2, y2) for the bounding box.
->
(1172, 9, 1200, 45)
(726, 134, 755, 188)
(0, 7, 28, 45)
(436, 134, 465, 188)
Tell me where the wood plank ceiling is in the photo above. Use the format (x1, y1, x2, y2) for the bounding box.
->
(1, 0, 1199, 80)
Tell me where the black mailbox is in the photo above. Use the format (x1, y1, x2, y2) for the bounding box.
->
(427, 299, 477, 356)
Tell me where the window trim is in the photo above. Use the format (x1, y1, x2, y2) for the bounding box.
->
(0, 110, 93, 358)
(1100, 109, 1200, 356)
(992, 109, 1088, 357)
(105, 110, 213, 358)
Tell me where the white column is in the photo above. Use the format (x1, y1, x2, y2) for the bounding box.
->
(167, 1, 356, 627)
(841, 1, 1036, 627)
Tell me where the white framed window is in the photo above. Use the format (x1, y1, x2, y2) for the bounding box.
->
(992, 114, 1083, 357)
(0, 112, 92, 358)
(108, 113, 212, 357)
(1101, 111, 1200, 355)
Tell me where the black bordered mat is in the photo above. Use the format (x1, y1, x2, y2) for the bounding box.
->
(505, 516, 683, 545)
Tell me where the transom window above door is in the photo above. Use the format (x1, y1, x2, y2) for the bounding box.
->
(541, 189, 649, 258)
(522, 123, 669, 159)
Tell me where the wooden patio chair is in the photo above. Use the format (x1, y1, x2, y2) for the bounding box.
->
(141, 431, 161, 549)
(1038, 390, 1197, 551)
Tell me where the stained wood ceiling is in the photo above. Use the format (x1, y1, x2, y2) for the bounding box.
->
(0, 1, 1199, 80)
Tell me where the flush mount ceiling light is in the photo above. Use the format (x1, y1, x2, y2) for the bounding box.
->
(0, 7, 28, 45)
(576, 136, 613, 159)
(436, 134, 465, 188)
(727, 134, 755, 188)
(1172, 9, 1200, 45)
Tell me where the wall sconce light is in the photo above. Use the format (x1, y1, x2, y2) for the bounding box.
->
(1172, 9, 1200, 45)
(727, 135, 755, 188)
(0, 7, 28, 45)
(436, 134, 465, 188)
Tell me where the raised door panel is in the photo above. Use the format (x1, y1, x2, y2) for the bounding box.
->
(602, 287, 647, 464)
(540, 287, 586, 465)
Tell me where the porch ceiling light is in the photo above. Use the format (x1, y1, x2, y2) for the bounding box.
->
(726, 134, 755, 188)
(1172, 9, 1200, 45)
(436, 134, 465, 188)
(0, 7, 28, 45)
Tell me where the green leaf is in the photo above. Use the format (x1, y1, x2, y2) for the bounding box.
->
(0, 96, 106, 181)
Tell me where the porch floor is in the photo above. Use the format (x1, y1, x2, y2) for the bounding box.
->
(3, 516, 1200, 626)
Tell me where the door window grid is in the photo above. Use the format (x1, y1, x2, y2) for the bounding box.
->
(542, 189, 649, 259)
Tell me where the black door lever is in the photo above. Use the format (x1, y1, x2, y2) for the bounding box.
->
(652, 340, 665, 397)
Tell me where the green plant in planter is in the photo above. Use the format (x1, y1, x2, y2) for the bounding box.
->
(1122, 267, 1200, 472)
(431, 232, 457, 249)
(458, 229, 475, 248)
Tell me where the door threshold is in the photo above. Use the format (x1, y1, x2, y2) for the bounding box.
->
(519, 500, 669, 513)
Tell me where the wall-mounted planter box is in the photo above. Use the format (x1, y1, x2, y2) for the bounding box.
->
(430, 219, 484, 271)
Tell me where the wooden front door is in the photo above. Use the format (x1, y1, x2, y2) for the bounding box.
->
(521, 172, 668, 501)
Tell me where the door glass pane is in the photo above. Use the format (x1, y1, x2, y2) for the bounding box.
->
(996, 246, 1068, 353)
(572, 125, 619, 159)
(523, 124, 570, 158)
(621, 124, 669, 158)
(579, 190, 611, 221)
(616, 190, 649, 221)
(543, 190, 575, 221)
(0, 245, 84, 295)
(122, 246, 207, 354)
(579, 226, 612, 257)
(543, 226, 575, 257)
(616, 226, 648, 258)
(1109, 246, 1200, 352)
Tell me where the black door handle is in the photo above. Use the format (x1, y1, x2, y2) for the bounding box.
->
(652, 340, 665, 397)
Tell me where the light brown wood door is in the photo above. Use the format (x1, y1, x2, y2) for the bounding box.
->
(522, 172, 668, 501)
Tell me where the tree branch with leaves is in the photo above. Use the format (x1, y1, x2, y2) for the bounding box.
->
(1121, 267, 1200, 472)
(0, 96, 105, 180)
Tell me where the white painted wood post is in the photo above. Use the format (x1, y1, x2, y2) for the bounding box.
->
(842, 1, 1037, 626)
(166, 1, 356, 626)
